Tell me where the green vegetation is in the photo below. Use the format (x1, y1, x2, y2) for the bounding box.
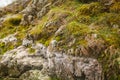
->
(0, 42, 14, 55)
(98, 49, 120, 80)
(50, 76, 61, 80)
(110, 2, 120, 13)
(95, 13, 120, 27)
(66, 21, 90, 37)
(3, 14, 22, 26)
(28, 47, 35, 54)
(77, 2, 104, 16)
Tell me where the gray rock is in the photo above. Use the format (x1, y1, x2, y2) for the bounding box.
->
(0, 42, 103, 80)
(0, 46, 43, 77)
(0, 34, 17, 45)
(22, 38, 33, 47)
(47, 52, 103, 80)
(20, 70, 51, 80)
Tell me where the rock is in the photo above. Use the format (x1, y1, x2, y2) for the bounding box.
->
(20, 70, 51, 80)
(33, 43, 47, 58)
(47, 52, 103, 80)
(0, 46, 43, 77)
(37, 3, 51, 19)
(22, 38, 33, 47)
(20, 0, 49, 25)
(55, 25, 66, 36)
(47, 40, 58, 53)
(100, 0, 120, 5)
(0, 34, 17, 45)
(85, 35, 106, 57)
(0, 42, 103, 80)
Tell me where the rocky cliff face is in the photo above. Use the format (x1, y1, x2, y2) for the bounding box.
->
(0, 0, 120, 80)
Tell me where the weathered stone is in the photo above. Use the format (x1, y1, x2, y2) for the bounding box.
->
(0, 46, 43, 77)
(0, 34, 17, 45)
(0, 42, 103, 80)
(20, 70, 51, 80)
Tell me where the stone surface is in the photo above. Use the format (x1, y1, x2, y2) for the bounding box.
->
(20, 70, 51, 80)
(0, 42, 103, 80)
(0, 34, 17, 44)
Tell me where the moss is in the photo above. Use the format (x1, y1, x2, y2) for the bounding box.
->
(66, 21, 90, 37)
(3, 14, 22, 26)
(0, 78, 3, 80)
(30, 25, 43, 35)
(110, 2, 120, 13)
(54, 21, 90, 50)
(0, 42, 14, 55)
(76, 15, 91, 24)
(50, 76, 61, 80)
(77, 2, 104, 16)
(78, 0, 98, 3)
(28, 48, 35, 54)
(55, 36, 61, 42)
(45, 40, 50, 47)
(0, 14, 23, 39)
(94, 25, 120, 47)
(95, 13, 120, 27)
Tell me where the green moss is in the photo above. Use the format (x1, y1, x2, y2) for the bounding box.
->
(78, 0, 98, 3)
(3, 14, 22, 26)
(55, 36, 61, 42)
(66, 21, 90, 37)
(0, 42, 14, 55)
(30, 25, 43, 35)
(50, 76, 61, 80)
(0, 14, 23, 39)
(76, 15, 91, 24)
(28, 48, 35, 54)
(77, 2, 104, 16)
(95, 13, 120, 27)
(94, 26, 120, 47)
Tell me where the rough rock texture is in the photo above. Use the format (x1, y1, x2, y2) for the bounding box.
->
(0, 42, 103, 80)
(47, 53, 102, 80)
(20, 0, 66, 26)
(0, 46, 43, 77)
(19, 70, 51, 80)
(0, 34, 17, 45)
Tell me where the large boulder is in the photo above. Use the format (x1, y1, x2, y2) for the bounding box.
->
(0, 42, 103, 80)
